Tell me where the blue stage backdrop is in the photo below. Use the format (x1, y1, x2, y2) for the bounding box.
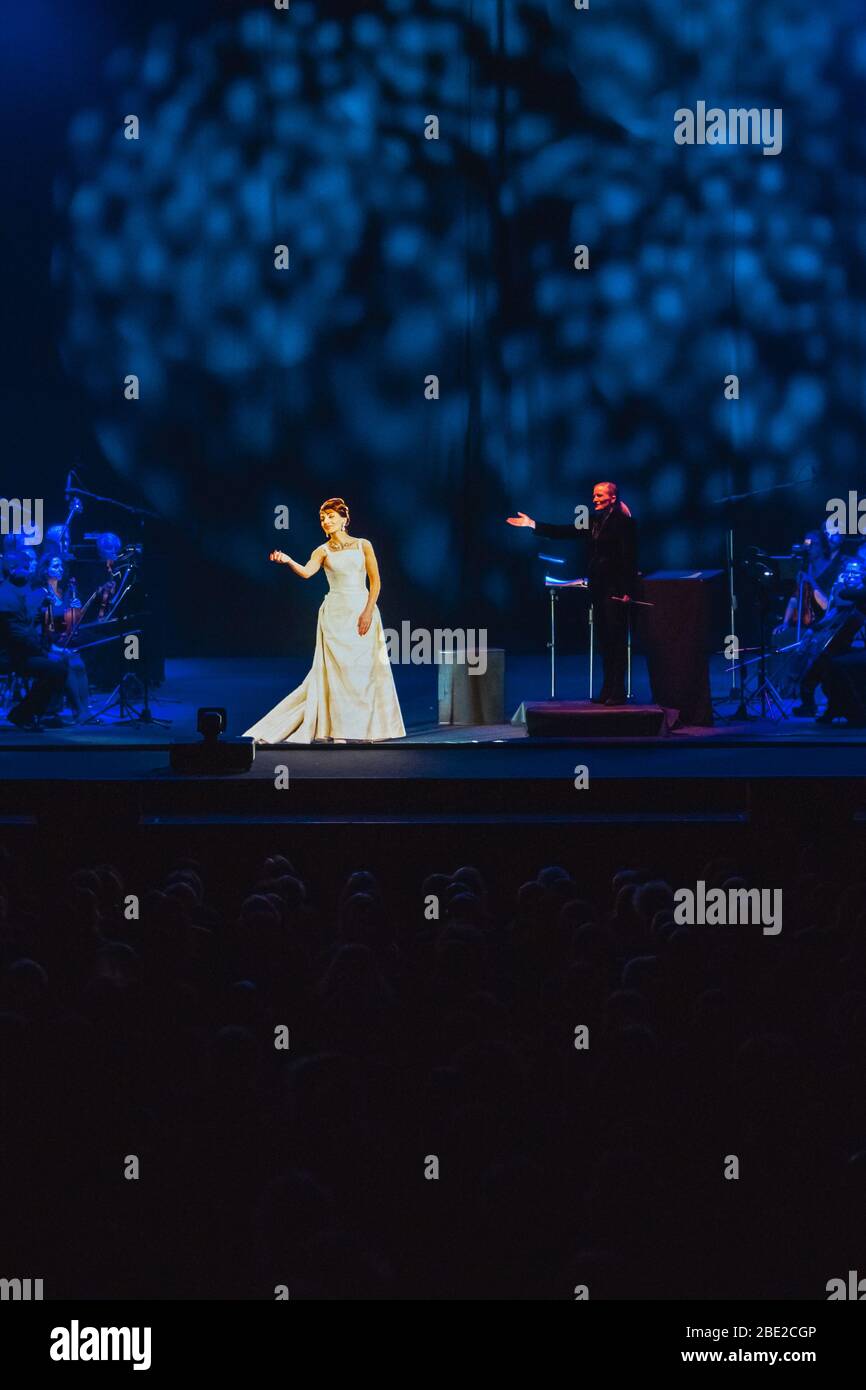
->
(2, 0, 865, 654)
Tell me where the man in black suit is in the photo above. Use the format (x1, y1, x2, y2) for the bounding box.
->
(0, 549, 68, 730)
(507, 481, 638, 704)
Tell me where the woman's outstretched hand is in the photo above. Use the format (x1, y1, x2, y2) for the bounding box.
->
(507, 512, 535, 528)
(269, 550, 289, 564)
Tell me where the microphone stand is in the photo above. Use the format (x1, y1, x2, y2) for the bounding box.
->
(64, 484, 161, 521)
(712, 474, 814, 720)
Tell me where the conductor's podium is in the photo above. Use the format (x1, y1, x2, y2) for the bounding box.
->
(437, 647, 505, 725)
(522, 701, 667, 738)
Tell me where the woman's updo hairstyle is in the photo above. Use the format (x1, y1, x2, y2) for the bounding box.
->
(319, 497, 350, 527)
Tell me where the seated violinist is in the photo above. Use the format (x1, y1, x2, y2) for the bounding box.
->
(0, 546, 68, 730)
(33, 554, 90, 721)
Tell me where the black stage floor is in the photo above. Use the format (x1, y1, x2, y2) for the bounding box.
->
(2, 652, 865, 750)
(1, 658, 865, 837)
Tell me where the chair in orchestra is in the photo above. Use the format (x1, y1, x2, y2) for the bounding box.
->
(0, 665, 33, 720)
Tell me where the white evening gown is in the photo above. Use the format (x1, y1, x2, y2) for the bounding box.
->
(244, 543, 406, 743)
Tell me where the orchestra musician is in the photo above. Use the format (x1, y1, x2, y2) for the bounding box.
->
(777, 522, 848, 716)
(0, 546, 69, 730)
(2, 487, 140, 729)
(33, 553, 90, 720)
(810, 581, 866, 726)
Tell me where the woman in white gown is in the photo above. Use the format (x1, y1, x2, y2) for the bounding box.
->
(244, 498, 405, 744)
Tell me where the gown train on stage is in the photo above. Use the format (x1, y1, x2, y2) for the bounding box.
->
(244, 543, 405, 744)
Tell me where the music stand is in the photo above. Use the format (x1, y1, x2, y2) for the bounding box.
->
(543, 573, 589, 698)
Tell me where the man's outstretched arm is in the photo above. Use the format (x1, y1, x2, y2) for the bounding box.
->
(506, 512, 577, 540)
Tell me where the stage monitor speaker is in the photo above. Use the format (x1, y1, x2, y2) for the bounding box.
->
(169, 737, 255, 774)
(523, 701, 667, 738)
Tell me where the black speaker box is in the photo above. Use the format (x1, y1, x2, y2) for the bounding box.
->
(169, 738, 255, 774)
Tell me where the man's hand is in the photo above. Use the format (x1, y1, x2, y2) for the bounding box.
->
(269, 550, 288, 564)
(507, 512, 536, 528)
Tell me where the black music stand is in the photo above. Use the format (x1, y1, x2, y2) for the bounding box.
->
(543, 573, 589, 698)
